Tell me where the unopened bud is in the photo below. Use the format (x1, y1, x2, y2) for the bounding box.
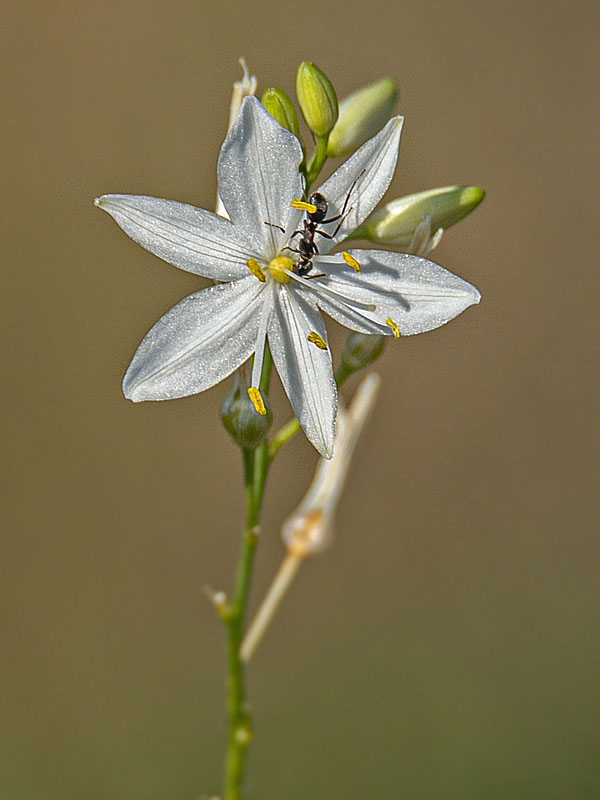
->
(349, 186, 485, 248)
(261, 87, 301, 138)
(296, 61, 338, 137)
(220, 372, 272, 448)
(340, 332, 385, 375)
(328, 77, 398, 157)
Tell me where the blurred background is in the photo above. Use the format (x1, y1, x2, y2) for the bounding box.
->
(3, 1, 599, 798)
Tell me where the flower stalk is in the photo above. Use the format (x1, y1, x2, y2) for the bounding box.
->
(305, 134, 330, 188)
(222, 347, 272, 800)
(94, 57, 484, 800)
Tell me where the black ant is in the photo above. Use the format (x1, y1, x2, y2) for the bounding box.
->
(266, 169, 365, 277)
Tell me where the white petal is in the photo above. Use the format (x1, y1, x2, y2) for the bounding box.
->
(307, 289, 391, 335)
(428, 227, 444, 254)
(250, 283, 275, 388)
(217, 96, 304, 258)
(313, 249, 481, 335)
(268, 286, 337, 458)
(123, 277, 265, 401)
(408, 215, 433, 257)
(289, 272, 389, 335)
(316, 116, 403, 249)
(95, 194, 254, 282)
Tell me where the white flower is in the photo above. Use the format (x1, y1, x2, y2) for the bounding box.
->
(95, 96, 480, 458)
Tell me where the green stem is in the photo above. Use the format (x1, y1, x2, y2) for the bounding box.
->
(222, 347, 274, 800)
(305, 134, 329, 188)
(268, 417, 301, 460)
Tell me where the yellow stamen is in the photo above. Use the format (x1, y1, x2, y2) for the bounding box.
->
(385, 317, 400, 338)
(268, 255, 293, 284)
(342, 251, 361, 272)
(307, 331, 328, 350)
(290, 198, 317, 214)
(246, 258, 266, 282)
(247, 387, 267, 415)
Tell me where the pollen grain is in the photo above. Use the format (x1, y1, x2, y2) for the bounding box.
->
(290, 198, 317, 214)
(385, 317, 401, 338)
(342, 251, 361, 272)
(247, 387, 267, 415)
(246, 258, 266, 282)
(307, 331, 328, 350)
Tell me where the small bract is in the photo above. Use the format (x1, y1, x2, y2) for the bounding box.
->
(95, 97, 480, 458)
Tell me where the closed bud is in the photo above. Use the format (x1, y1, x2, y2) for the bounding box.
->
(340, 332, 386, 375)
(261, 87, 301, 138)
(328, 77, 398, 157)
(220, 372, 272, 449)
(296, 61, 338, 137)
(349, 185, 485, 248)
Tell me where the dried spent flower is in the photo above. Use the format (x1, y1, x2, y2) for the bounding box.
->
(241, 373, 382, 661)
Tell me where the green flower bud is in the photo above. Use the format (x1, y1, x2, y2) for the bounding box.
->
(261, 87, 301, 138)
(327, 77, 398, 158)
(296, 61, 338, 137)
(339, 332, 386, 377)
(349, 186, 485, 248)
(220, 372, 272, 449)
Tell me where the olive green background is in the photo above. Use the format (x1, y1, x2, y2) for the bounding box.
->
(3, 1, 599, 798)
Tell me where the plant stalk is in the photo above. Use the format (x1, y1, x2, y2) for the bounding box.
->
(222, 348, 273, 800)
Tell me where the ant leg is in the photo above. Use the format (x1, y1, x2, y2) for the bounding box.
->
(306, 272, 326, 279)
(321, 205, 354, 237)
(321, 167, 367, 226)
(282, 245, 301, 254)
(331, 207, 353, 238)
(264, 221, 285, 233)
(341, 167, 366, 215)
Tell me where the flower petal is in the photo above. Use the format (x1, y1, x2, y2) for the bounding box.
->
(123, 277, 265, 401)
(289, 273, 390, 335)
(268, 286, 337, 458)
(316, 116, 403, 249)
(95, 194, 255, 282)
(217, 96, 305, 258)
(250, 283, 275, 388)
(313, 249, 481, 335)
(307, 290, 391, 335)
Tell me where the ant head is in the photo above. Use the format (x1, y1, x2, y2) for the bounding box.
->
(308, 192, 328, 222)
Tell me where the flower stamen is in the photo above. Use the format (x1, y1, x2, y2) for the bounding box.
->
(246, 258, 266, 282)
(247, 386, 267, 415)
(342, 251, 361, 272)
(307, 331, 328, 350)
(290, 199, 317, 214)
(385, 317, 400, 338)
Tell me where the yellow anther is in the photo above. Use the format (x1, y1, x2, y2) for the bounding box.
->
(307, 331, 328, 350)
(342, 251, 361, 272)
(247, 387, 267, 415)
(290, 198, 318, 214)
(246, 258, 266, 282)
(267, 255, 293, 284)
(385, 317, 401, 338)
